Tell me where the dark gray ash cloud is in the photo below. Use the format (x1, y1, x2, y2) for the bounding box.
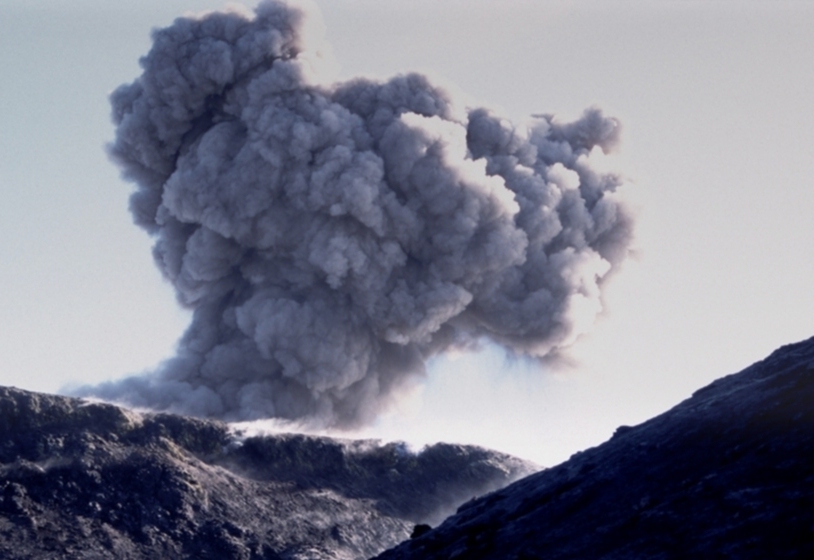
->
(78, 0, 635, 428)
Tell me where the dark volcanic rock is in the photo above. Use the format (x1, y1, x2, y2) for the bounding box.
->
(0, 388, 535, 560)
(374, 336, 814, 559)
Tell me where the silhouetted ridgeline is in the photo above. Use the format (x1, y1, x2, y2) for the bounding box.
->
(0, 387, 535, 559)
(4, 336, 813, 559)
(374, 336, 814, 559)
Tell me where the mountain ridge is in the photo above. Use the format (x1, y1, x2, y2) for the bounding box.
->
(3, 336, 813, 559)
(374, 336, 814, 559)
(0, 386, 535, 559)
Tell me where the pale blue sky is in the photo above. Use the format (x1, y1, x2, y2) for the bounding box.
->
(1, 0, 812, 465)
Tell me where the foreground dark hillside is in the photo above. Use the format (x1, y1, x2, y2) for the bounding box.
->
(0, 388, 535, 560)
(376, 336, 814, 559)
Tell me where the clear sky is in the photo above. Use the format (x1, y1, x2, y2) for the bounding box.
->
(1, 0, 812, 466)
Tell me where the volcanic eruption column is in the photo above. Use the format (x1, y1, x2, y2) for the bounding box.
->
(84, 0, 635, 428)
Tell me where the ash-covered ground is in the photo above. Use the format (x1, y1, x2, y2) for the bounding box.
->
(0, 388, 535, 560)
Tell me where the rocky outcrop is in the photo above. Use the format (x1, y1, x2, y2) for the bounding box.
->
(375, 336, 814, 559)
(0, 387, 535, 559)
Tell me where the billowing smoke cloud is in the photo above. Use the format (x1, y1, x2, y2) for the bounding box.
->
(80, 0, 634, 428)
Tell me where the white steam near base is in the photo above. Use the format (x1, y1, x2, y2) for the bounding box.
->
(77, 0, 635, 429)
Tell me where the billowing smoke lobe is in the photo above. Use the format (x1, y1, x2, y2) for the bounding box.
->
(81, 0, 634, 428)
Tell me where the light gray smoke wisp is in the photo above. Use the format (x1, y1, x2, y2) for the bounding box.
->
(81, 0, 634, 428)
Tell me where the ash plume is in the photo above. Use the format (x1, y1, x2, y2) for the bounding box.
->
(79, 0, 635, 428)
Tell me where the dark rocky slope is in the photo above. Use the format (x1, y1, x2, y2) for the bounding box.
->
(375, 336, 814, 559)
(0, 388, 535, 559)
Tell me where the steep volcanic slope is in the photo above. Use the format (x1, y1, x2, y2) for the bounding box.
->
(375, 336, 814, 559)
(0, 388, 535, 559)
